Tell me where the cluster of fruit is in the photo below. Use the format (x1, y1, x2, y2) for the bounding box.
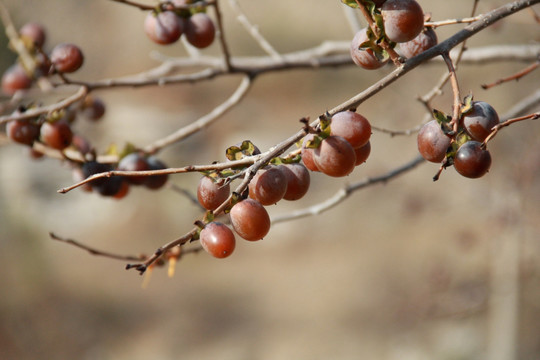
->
(1, 23, 85, 95)
(75, 152, 169, 199)
(417, 100, 498, 179)
(195, 110, 373, 259)
(144, 0, 216, 48)
(195, 143, 313, 258)
(301, 110, 372, 177)
(349, 0, 438, 70)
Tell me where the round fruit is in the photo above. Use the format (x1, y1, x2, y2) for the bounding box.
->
(184, 13, 216, 49)
(19, 23, 46, 48)
(462, 101, 499, 142)
(50, 43, 84, 73)
(381, 0, 424, 43)
(200, 222, 236, 259)
(313, 136, 356, 177)
(118, 152, 150, 185)
(301, 134, 320, 172)
(454, 141, 492, 178)
(399, 27, 438, 58)
(330, 110, 371, 148)
(350, 28, 388, 70)
(82, 96, 106, 121)
(354, 141, 371, 166)
(1, 64, 33, 95)
(230, 199, 271, 241)
(278, 163, 311, 201)
(145, 156, 169, 190)
(82, 161, 125, 196)
(40, 120, 73, 150)
(248, 166, 288, 205)
(6, 119, 40, 146)
(197, 175, 230, 211)
(144, 11, 183, 45)
(417, 120, 451, 163)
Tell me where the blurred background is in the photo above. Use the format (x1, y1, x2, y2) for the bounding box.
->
(0, 0, 539, 359)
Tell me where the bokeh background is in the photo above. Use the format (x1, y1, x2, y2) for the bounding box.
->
(1, 1, 539, 359)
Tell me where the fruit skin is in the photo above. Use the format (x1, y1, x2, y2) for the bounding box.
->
(144, 11, 183, 45)
(184, 13, 216, 49)
(82, 161, 125, 196)
(6, 119, 40, 146)
(1, 64, 33, 95)
(417, 120, 451, 163)
(462, 101, 499, 142)
(278, 163, 310, 201)
(350, 28, 388, 70)
(330, 110, 371, 149)
(19, 23, 46, 48)
(454, 141, 492, 179)
(50, 43, 84, 73)
(40, 120, 73, 150)
(399, 27, 438, 58)
(197, 176, 230, 210)
(248, 166, 288, 205)
(301, 134, 320, 172)
(117, 153, 150, 185)
(82, 96, 106, 121)
(313, 136, 356, 177)
(145, 156, 169, 190)
(230, 199, 271, 241)
(200, 222, 236, 259)
(354, 141, 371, 166)
(381, 0, 424, 43)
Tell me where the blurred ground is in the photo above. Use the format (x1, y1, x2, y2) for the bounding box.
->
(0, 1, 539, 359)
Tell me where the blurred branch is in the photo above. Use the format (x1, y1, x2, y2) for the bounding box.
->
(227, 0, 283, 60)
(481, 58, 539, 89)
(143, 75, 252, 154)
(272, 155, 425, 224)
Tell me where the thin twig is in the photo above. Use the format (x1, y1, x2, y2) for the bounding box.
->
(272, 155, 425, 224)
(50, 232, 144, 261)
(425, 15, 483, 28)
(484, 112, 540, 145)
(212, 0, 233, 72)
(143, 75, 252, 154)
(481, 59, 539, 89)
(0, 86, 88, 124)
(227, 0, 283, 60)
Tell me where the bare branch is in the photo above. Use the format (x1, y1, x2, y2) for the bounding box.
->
(272, 155, 425, 224)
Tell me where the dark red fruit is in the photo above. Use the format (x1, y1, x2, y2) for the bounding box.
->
(417, 120, 451, 163)
(248, 166, 288, 205)
(145, 156, 169, 190)
(200, 222, 236, 259)
(40, 120, 73, 150)
(118, 152, 150, 185)
(230, 199, 271, 241)
(381, 0, 424, 43)
(399, 27, 438, 58)
(354, 141, 371, 166)
(313, 136, 356, 177)
(454, 141, 492, 179)
(6, 119, 40, 146)
(350, 28, 388, 70)
(301, 134, 320, 172)
(19, 23, 46, 48)
(462, 101, 499, 142)
(1, 64, 33, 95)
(50, 43, 84, 73)
(184, 13, 216, 49)
(82, 161, 125, 196)
(81, 96, 106, 121)
(144, 11, 183, 45)
(197, 176, 230, 211)
(278, 163, 310, 201)
(330, 110, 371, 148)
